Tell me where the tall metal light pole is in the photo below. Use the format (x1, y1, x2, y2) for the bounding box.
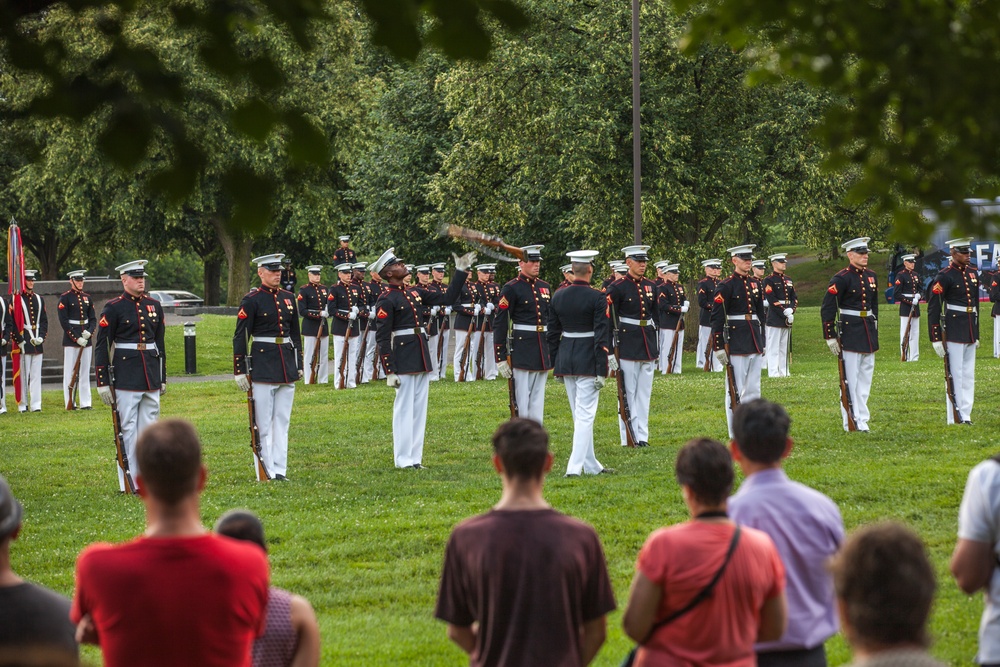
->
(632, 0, 642, 243)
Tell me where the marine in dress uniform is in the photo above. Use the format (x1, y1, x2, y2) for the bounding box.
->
(332, 235, 357, 266)
(279, 262, 297, 292)
(452, 265, 493, 382)
(991, 270, 1000, 358)
(711, 245, 766, 438)
(371, 247, 474, 468)
(600, 261, 624, 291)
(494, 245, 552, 423)
(95, 260, 166, 491)
(234, 254, 303, 481)
(893, 253, 922, 362)
(58, 270, 97, 409)
(927, 237, 980, 424)
(656, 263, 688, 375)
(483, 266, 501, 380)
(763, 253, 797, 377)
(12, 270, 47, 412)
(752, 260, 766, 280)
(431, 262, 450, 380)
(297, 266, 329, 384)
(555, 264, 574, 294)
(413, 266, 440, 382)
(697, 259, 724, 372)
(328, 263, 365, 389)
(547, 250, 612, 477)
(821, 237, 879, 432)
(363, 270, 386, 383)
(352, 262, 377, 385)
(606, 245, 659, 448)
(0, 293, 12, 414)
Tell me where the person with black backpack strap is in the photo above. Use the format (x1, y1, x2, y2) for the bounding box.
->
(622, 438, 787, 667)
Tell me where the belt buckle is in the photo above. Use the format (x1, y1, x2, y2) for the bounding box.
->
(859, 310, 867, 317)
(744, 314, 752, 321)
(639, 319, 647, 327)
(136, 343, 146, 351)
(537, 325, 545, 332)
(275, 337, 285, 344)
(967, 306, 975, 313)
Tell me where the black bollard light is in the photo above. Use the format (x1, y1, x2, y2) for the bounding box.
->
(183, 322, 197, 374)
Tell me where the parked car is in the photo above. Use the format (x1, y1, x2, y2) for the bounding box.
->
(148, 290, 204, 308)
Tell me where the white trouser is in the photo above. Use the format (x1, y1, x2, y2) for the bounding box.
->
(19, 354, 43, 411)
(428, 334, 440, 381)
(658, 328, 684, 374)
(617, 359, 654, 446)
(697, 326, 722, 371)
(945, 341, 976, 424)
(513, 369, 547, 423)
(436, 329, 450, 379)
(840, 351, 874, 432)
(453, 329, 482, 382)
(899, 316, 920, 362)
(253, 383, 294, 477)
(302, 334, 329, 384)
(362, 328, 380, 382)
(565, 376, 604, 475)
(332, 334, 361, 389)
(115, 389, 160, 492)
(392, 372, 431, 467)
(484, 331, 497, 379)
(994, 317, 1000, 358)
(0, 356, 5, 412)
(725, 354, 763, 438)
(63, 346, 94, 408)
(765, 326, 791, 377)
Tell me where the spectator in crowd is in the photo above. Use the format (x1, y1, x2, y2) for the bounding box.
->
(71, 419, 270, 667)
(215, 510, 321, 667)
(729, 399, 844, 667)
(435, 418, 616, 666)
(622, 437, 787, 667)
(951, 455, 1000, 666)
(831, 522, 944, 667)
(0, 474, 78, 666)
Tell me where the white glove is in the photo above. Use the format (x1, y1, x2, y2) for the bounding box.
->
(607, 354, 619, 372)
(554, 375, 564, 384)
(320, 309, 329, 318)
(160, 384, 167, 396)
(445, 306, 452, 315)
(484, 303, 495, 314)
(31, 337, 43, 346)
(785, 313, 794, 324)
(976, 339, 981, 349)
(913, 294, 922, 303)
(98, 385, 113, 406)
(77, 337, 88, 347)
(594, 375, 607, 390)
(932, 341, 945, 357)
(80, 330, 91, 340)
(497, 360, 512, 378)
(474, 304, 482, 316)
(826, 339, 841, 356)
(298, 369, 304, 379)
(235, 374, 251, 392)
(782, 308, 794, 318)
(349, 306, 359, 321)
(0, 338, 6, 347)
(452, 251, 477, 272)
(386, 373, 401, 388)
(714, 349, 729, 365)
(680, 303, 690, 314)
(430, 306, 440, 317)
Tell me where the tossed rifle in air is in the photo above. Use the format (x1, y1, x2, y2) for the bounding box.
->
(355, 312, 372, 386)
(442, 224, 525, 262)
(940, 317, 963, 424)
(900, 296, 918, 362)
(611, 304, 637, 448)
(457, 309, 477, 382)
(66, 344, 85, 410)
(107, 359, 137, 494)
(244, 342, 271, 481)
(835, 327, 859, 432)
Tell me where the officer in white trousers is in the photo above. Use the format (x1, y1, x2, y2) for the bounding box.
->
(696, 259, 724, 371)
(0, 294, 10, 413)
(547, 250, 612, 476)
(298, 265, 330, 384)
(656, 263, 688, 374)
(58, 269, 97, 409)
(328, 263, 364, 389)
(13, 270, 47, 412)
(893, 253, 922, 362)
(431, 263, 451, 380)
(762, 253, 797, 377)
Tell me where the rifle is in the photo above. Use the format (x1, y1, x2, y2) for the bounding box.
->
(611, 305, 638, 448)
(940, 318, 964, 424)
(245, 347, 271, 481)
(666, 308, 684, 374)
(337, 325, 352, 390)
(719, 302, 741, 412)
(107, 362, 137, 494)
(900, 299, 918, 362)
(355, 315, 371, 386)
(475, 314, 488, 381)
(436, 316, 447, 376)
(506, 319, 518, 418)
(442, 224, 524, 262)
(702, 326, 713, 371)
(66, 344, 85, 410)
(457, 313, 477, 382)
(308, 328, 322, 384)
(835, 333, 859, 432)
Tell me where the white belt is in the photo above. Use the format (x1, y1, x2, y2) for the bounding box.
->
(562, 331, 594, 338)
(513, 324, 547, 332)
(391, 328, 426, 343)
(902, 294, 919, 299)
(727, 314, 759, 322)
(68, 319, 89, 325)
(947, 303, 977, 313)
(771, 300, 786, 306)
(253, 337, 292, 344)
(116, 342, 158, 351)
(620, 316, 654, 327)
(459, 303, 474, 308)
(839, 309, 872, 318)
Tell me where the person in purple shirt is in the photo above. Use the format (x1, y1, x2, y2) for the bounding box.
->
(729, 399, 844, 667)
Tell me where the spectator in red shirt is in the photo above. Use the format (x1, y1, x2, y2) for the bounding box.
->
(71, 419, 270, 667)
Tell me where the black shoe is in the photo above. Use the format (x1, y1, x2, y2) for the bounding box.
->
(31, 409, 41, 413)
(598, 468, 616, 474)
(963, 420, 974, 425)
(274, 474, 287, 481)
(564, 473, 580, 478)
(412, 464, 426, 470)
(81, 406, 92, 410)
(636, 441, 649, 448)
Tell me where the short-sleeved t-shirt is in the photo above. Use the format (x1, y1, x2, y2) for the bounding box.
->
(435, 508, 616, 667)
(958, 459, 1000, 664)
(71, 533, 269, 667)
(635, 521, 785, 667)
(0, 581, 77, 661)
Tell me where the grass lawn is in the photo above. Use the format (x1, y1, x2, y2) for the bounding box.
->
(3, 307, 994, 665)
